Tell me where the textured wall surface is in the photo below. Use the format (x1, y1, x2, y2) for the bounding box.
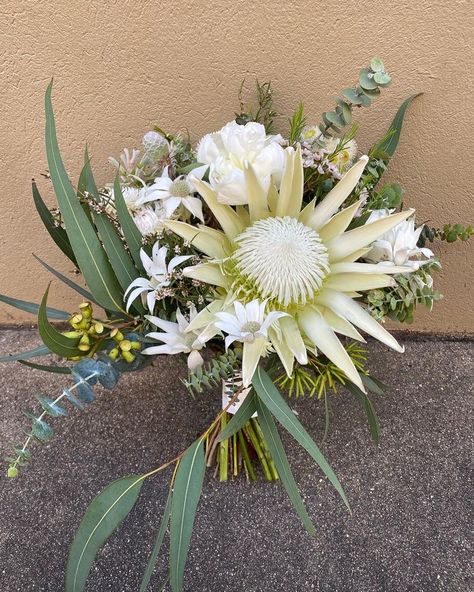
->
(0, 0, 473, 331)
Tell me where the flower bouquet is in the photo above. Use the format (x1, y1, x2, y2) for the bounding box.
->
(2, 58, 472, 591)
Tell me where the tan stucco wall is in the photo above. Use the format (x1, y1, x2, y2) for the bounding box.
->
(1, 1, 473, 332)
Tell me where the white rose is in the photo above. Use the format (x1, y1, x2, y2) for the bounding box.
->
(365, 209, 434, 268)
(196, 121, 285, 205)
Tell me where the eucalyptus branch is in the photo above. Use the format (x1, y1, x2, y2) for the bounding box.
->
(7, 371, 98, 477)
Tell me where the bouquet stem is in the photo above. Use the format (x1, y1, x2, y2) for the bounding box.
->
(205, 411, 279, 482)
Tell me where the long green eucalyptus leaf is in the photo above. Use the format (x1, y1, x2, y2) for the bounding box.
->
(345, 381, 380, 443)
(77, 148, 99, 199)
(38, 285, 82, 358)
(66, 474, 145, 592)
(45, 82, 125, 313)
(0, 292, 69, 320)
(252, 367, 350, 511)
(94, 213, 140, 292)
(217, 389, 257, 442)
(373, 93, 422, 158)
(139, 489, 172, 592)
(33, 255, 99, 306)
(170, 439, 205, 592)
(255, 397, 316, 536)
(18, 360, 72, 374)
(113, 177, 145, 272)
(0, 344, 51, 363)
(32, 181, 78, 266)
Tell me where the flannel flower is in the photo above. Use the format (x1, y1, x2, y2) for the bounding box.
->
(142, 306, 215, 369)
(124, 241, 190, 313)
(144, 165, 208, 221)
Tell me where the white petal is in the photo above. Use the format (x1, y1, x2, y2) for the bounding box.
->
(326, 209, 416, 262)
(298, 307, 365, 391)
(163, 196, 182, 218)
(186, 300, 226, 332)
(309, 156, 369, 230)
(187, 350, 204, 370)
(279, 315, 308, 364)
(331, 262, 417, 275)
(183, 263, 229, 288)
(244, 161, 269, 222)
(141, 344, 174, 356)
(242, 338, 267, 387)
(191, 177, 245, 239)
(324, 273, 395, 292)
(319, 306, 365, 342)
(318, 199, 364, 242)
(163, 220, 230, 259)
(182, 196, 204, 222)
(168, 254, 192, 272)
(269, 328, 294, 377)
(316, 289, 404, 352)
(145, 315, 180, 333)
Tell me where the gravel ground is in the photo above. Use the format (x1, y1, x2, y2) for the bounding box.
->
(0, 329, 472, 592)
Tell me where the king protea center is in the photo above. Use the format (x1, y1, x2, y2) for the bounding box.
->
(164, 147, 415, 389)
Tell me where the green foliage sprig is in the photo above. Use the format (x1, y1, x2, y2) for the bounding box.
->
(5, 357, 120, 478)
(418, 223, 474, 246)
(366, 261, 443, 324)
(317, 57, 391, 143)
(235, 79, 277, 133)
(182, 349, 241, 396)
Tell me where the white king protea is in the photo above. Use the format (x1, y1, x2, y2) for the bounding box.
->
(164, 146, 416, 389)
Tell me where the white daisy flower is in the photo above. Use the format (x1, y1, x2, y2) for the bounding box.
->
(124, 241, 191, 313)
(145, 166, 208, 222)
(142, 306, 215, 369)
(214, 300, 287, 385)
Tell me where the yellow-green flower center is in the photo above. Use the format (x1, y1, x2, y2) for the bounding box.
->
(170, 178, 192, 198)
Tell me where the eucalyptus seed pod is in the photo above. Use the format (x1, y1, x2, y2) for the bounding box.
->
(78, 302, 93, 319)
(108, 347, 119, 361)
(110, 329, 124, 342)
(121, 350, 136, 363)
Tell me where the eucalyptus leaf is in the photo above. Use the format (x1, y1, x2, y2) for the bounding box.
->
(373, 93, 422, 159)
(62, 388, 85, 410)
(252, 367, 350, 511)
(24, 412, 54, 441)
(32, 181, 78, 266)
(139, 489, 172, 592)
(38, 286, 83, 358)
(359, 68, 378, 90)
(370, 57, 385, 72)
(0, 292, 69, 320)
(373, 71, 391, 85)
(345, 381, 380, 443)
(37, 395, 68, 417)
(45, 82, 125, 313)
(72, 376, 95, 403)
(255, 397, 316, 536)
(0, 344, 51, 363)
(33, 254, 98, 306)
(18, 360, 72, 374)
(170, 439, 205, 592)
(342, 88, 362, 105)
(217, 389, 257, 442)
(66, 474, 145, 592)
(113, 177, 145, 272)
